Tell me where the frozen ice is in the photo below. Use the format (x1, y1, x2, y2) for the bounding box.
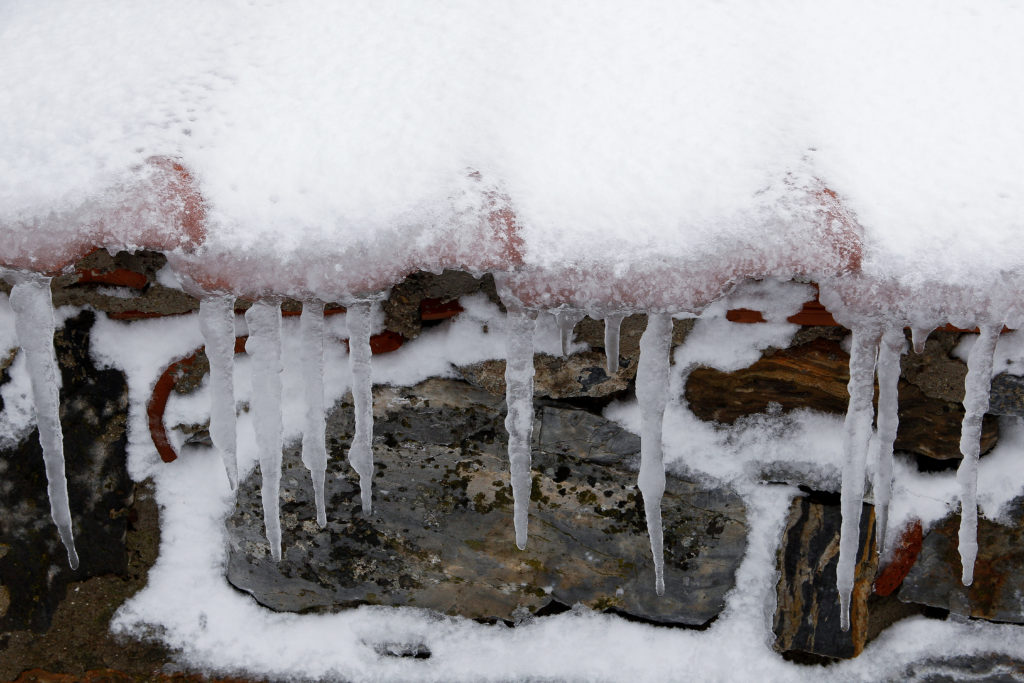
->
(198, 295, 238, 490)
(244, 300, 284, 561)
(299, 301, 328, 527)
(910, 326, 932, 355)
(837, 325, 880, 631)
(603, 313, 624, 374)
(346, 300, 376, 515)
(503, 308, 537, 549)
(873, 325, 905, 555)
(636, 313, 672, 595)
(957, 324, 1001, 586)
(6, 274, 79, 570)
(552, 308, 584, 357)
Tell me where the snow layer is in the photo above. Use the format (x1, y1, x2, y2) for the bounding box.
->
(3, 1, 1022, 308)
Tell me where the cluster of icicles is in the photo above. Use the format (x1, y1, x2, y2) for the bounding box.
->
(0, 269, 1003, 632)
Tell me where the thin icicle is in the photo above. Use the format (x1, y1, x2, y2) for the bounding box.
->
(910, 326, 932, 354)
(346, 300, 375, 515)
(245, 300, 284, 561)
(636, 313, 672, 596)
(8, 276, 79, 570)
(837, 325, 881, 631)
(553, 307, 583, 357)
(603, 313, 624, 375)
(957, 324, 1000, 586)
(504, 307, 537, 550)
(300, 301, 328, 527)
(198, 295, 238, 490)
(872, 325, 904, 556)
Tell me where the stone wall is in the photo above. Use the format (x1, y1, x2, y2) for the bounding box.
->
(3, 250, 1024, 676)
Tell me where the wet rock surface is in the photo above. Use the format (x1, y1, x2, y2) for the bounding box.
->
(899, 497, 1024, 623)
(686, 337, 999, 461)
(0, 311, 133, 632)
(225, 378, 747, 626)
(773, 491, 878, 659)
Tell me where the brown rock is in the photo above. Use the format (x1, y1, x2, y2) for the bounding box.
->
(773, 493, 877, 659)
(685, 338, 998, 461)
(899, 497, 1024, 623)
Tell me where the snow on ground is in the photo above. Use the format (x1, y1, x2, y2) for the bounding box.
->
(23, 286, 1011, 682)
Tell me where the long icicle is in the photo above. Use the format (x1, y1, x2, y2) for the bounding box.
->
(636, 313, 672, 595)
(300, 301, 328, 527)
(9, 276, 79, 569)
(957, 324, 1000, 586)
(245, 300, 284, 561)
(198, 295, 238, 490)
(346, 300, 375, 515)
(837, 325, 880, 631)
(603, 313, 624, 375)
(504, 307, 537, 549)
(873, 325, 904, 556)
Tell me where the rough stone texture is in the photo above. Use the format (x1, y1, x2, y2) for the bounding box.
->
(0, 311, 132, 632)
(990, 373, 1024, 418)
(49, 250, 198, 318)
(686, 337, 999, 461)
(381, 270, 501, 340)
(899, 330, 968, 405)
(774, 492, 878, 659)
(899, 497, 1024, 623)
(225, 378, 747, 626)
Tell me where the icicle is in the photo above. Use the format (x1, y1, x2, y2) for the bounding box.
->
(8, 276, 79, 570)
(603, 313, 624, 375)
(910, 326, 932, 354)
(299, 301, 328, 527)
(503, 307, 537, 549)
(245, 300, 284, 561)
(957, 324, 1000, 586)
(872, 325, 905, 556)
(198, 295, 238, 490)
(636, 313, 672, 595)
(553, 307, 584, 357)
(346, 300, 375, 515)
(837, 325, 881, 631)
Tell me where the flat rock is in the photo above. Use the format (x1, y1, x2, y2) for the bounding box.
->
(899, 497, 1024, 623)
(686, 337, 998, 461)
(0, 311, 132, 631)
(225, 379, 746, 626)
(774, 491, 877, 659)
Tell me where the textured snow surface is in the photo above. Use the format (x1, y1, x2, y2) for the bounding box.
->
(3, 1, 1023, 305)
